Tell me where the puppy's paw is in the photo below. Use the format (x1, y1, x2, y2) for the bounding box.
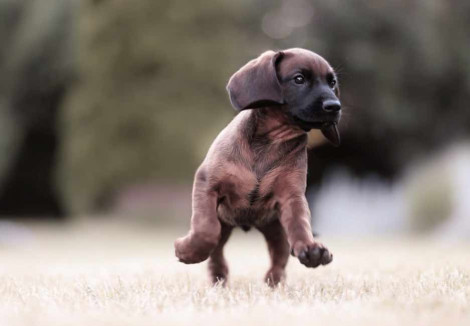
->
(292, 242, 333, 268)
(208, 259, 229, 286)
(174, 234, 217, 264)
(264, 267, 286, 287)
(209, 272, 228, 286)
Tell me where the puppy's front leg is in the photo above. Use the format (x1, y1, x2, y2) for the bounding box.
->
(280, 195, 333, 268)
(175, 170, 221, 264)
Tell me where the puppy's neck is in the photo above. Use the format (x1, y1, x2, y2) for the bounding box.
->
(250, 107, 305, 143)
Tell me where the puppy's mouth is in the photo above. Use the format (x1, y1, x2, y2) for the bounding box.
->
(292, 115, 341, 147)
(320, 123, 340, 147)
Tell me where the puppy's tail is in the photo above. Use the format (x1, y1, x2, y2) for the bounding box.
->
(307, 130, 328, 149)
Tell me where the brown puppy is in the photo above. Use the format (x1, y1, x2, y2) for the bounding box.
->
(175, 48, 341, 286)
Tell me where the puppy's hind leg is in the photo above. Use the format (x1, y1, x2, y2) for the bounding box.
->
(257, 219, 290, 287)
(208, 222, 233, 285)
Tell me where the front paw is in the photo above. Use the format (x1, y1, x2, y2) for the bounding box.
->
(292, 242, 333, 268)
(174, 234, 217, 264)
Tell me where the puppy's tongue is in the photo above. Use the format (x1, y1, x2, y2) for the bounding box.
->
(321, 123, 340, 147)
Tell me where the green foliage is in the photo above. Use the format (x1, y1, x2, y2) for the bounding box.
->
(57, 0, 470, 215)
(301, 0, 470, 156)
(58, 0, 276, 214)
(0, 0, 73, 197)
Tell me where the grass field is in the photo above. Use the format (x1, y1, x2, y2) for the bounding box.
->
(0, 221, 469, 326)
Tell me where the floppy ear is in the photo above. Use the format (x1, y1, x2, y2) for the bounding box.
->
(226, 51, 284, 111)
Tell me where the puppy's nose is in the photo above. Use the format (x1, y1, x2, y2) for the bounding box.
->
(322, 99, 341, 112)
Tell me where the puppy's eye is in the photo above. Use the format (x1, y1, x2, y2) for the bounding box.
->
(326, 73, 337, 88)
(293, 75, 305, 84)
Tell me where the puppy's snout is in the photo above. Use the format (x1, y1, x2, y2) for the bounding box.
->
(322, 99, 341, 113)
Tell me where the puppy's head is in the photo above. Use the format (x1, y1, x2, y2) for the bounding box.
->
(227, 48, 341, 146)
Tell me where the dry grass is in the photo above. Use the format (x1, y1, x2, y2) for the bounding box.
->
(0, 222, 469, 326)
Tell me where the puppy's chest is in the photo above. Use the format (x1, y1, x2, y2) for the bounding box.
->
(215, 166, 283, 227)
(215, 135, 306, 226)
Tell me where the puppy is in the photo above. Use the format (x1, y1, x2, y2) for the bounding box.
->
(175, 48, 341, 286)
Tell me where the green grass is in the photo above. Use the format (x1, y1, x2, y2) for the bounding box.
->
(0, 222, 469, 326)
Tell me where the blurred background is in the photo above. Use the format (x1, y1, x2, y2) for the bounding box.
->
(0, 0, 469, 240)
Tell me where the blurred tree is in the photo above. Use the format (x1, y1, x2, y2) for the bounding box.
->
(299, 0, 470, 187)
(58, 0, 470, 216)
(58, 0, 274, 214)
(0, 0, 74, 217)
(1, 0, 468, 218)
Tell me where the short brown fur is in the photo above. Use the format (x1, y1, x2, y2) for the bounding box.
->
(175, 48, 338, 286)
